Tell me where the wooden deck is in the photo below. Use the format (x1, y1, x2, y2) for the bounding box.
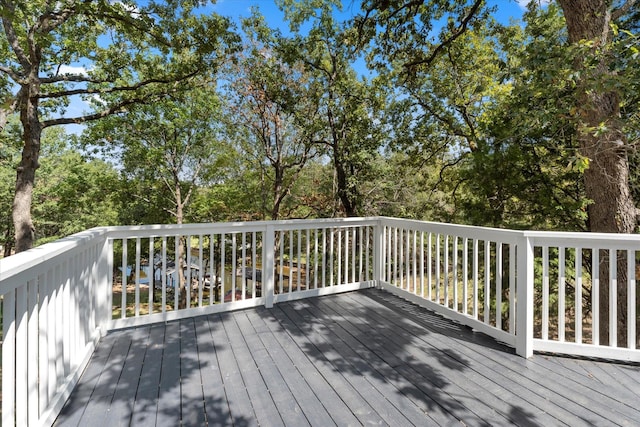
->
(54, 289, 640, 426)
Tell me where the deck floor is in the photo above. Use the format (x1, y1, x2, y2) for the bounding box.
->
(55, 288, 640, 426)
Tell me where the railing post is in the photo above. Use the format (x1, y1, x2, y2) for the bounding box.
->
(516, 235, 534, 358)
(264, 224, 275, 308)
(373, 219, 385, 289)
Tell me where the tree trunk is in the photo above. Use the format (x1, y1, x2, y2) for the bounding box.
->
(13, 85, 42, 252)
(334, 150, 358, 217)
(558, 0, 637, 346)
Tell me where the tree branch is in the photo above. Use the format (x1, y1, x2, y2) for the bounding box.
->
(1, 0, 31, 69)
(41, 96, 152, 128)
(39, 68, 200, 99)
(403, 0, 484, 70)
(612, 0, 637, 21)
(0, 64, 22, 82)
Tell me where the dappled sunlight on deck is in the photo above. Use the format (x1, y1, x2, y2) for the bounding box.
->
(54, 289, 640, 426)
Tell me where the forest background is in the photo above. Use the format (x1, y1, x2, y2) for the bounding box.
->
(1, 0, 638, 256)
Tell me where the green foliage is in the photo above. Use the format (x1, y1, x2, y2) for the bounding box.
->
(33, 149, 120, 244)
(0, 126, 120, 246)
(82, 84, 228, 224)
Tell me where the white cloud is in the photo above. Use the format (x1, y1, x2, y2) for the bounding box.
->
(58, 64, 88, 76)
(515, 0, 551, 9)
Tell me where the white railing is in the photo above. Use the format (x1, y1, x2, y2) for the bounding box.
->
(1, 217, 639, 426)
(526, 231, 639, 360)
(377, 218, 640, 362)
(105, 219, 377, 330)
(0, 228, 111, 427)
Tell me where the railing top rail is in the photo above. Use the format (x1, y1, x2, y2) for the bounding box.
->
(104, 217, 382, 239)
(4, 217, 640, 291)
(379, 217, 524, 243)
(0, 227, 109, 294)
(380, 217, 640, 248)
(524, 230, 640, 249)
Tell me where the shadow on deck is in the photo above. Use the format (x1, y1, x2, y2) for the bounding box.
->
(54, 288, 640, 426)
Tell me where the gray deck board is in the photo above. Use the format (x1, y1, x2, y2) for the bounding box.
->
(55, 289, 640, 427)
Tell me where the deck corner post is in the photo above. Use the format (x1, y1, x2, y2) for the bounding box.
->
(373, 219, 385, 289)
(516, 235, 534, 358)
(264, 224, 276, 308)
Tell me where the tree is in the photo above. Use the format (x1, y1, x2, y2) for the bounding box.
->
(224, 12, 321, 220)
(557, 0, 638, 234)
(83, 85, 226, 307)
(460, 6, 588, 231)
(280, 2, 388, 217)
(556, 0, 639, 346)
(33, 139, 120, 244)
(0, 0, 235, 252)
(84, 87, 225, 226)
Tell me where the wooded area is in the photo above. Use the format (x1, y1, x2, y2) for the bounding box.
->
(1, 0, 638, 255)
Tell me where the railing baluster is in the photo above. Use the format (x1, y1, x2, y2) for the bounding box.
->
(444, 235, 449, 307)
(39, 272, 51, 410)
(174, 236, 180, 310)
(28, 277, 39, 424)
(3, 289, 16, 426)
(322, 228, 326, 288)
(609, 249, 617, 347)
(135, 238, 141, 317)
(298, 229, 303, 291)
(484, 240, 490, 325)
(403, 229, 408, 290)
(122, 240, 127, 319)
(428, 233, 433, 300)
(329, 228, 335, 287)
(349, 227, 355, 284)
(420, 232, 425, 297)
(186, 235, 193, 308)
(16, 282, 28, 426)
(199, 235, 204, 307)
(592, 249, 600, 346)
(232, 233, 237, 302)
(542, 246, 549, 340)
(436, 234, 441, 303)
(162, 237, 167, 312)
(359, 227, 364, 282)
(558, 246, 566, 342)
(221, 234, 226, 305)
(252, 231, 258, 298)
(411, 230, 420, 295)
(575, 248, 583, 343)
(453, 236, 458, 310)
(473, 239, 478, 319)
(242, 232, 247, 299)
(149, 237, 154, 314)
(627, 249, 636, 349)
(509, 243, 516, 334)
(306, 229, 311, 289)
(264, 225, 275, 308)
(386, 227, 395, 284)
(407, 229, 411, 290)
(463, 238, 469, 315)
(337, 228, 343, 286)
(496, 243, 502, 330)
(314, 229, 319, 289)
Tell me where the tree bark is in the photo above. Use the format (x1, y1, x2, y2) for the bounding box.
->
(13, 83, 42, 252)
(558, 0, 637, 346)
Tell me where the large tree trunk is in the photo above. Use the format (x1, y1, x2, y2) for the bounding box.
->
(558, 0, 637, 346)
(13, 85, 42, 252)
